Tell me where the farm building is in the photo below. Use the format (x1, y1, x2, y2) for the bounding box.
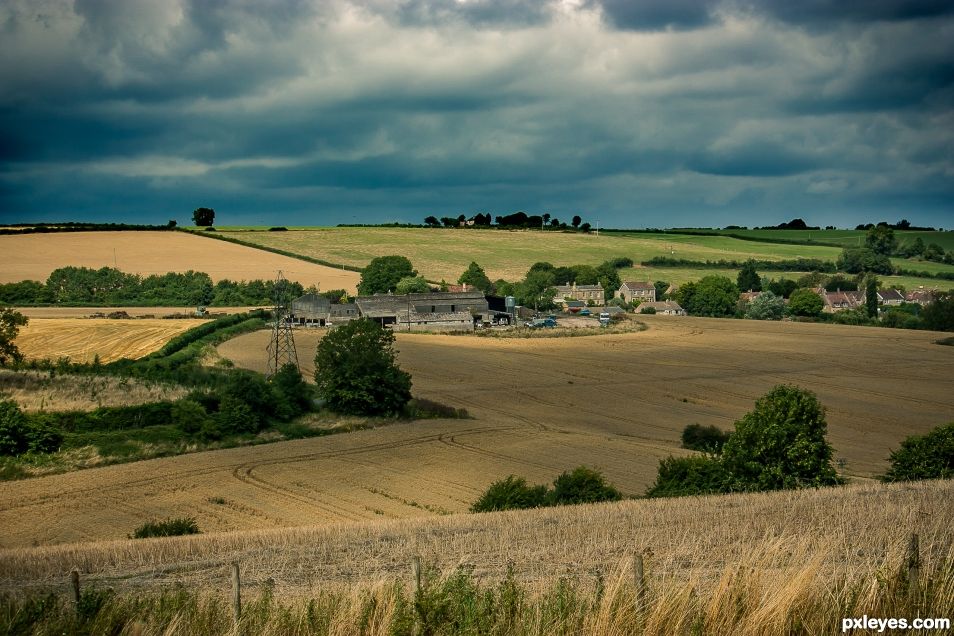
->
(355, 291, 490, 332)
(637, 300, 685, 315)
(554, 281, 604, 302)
(290, 293, 332, 327)
(617, 281, 655, 304)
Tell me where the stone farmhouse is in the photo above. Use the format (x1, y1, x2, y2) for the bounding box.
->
(616, 281, 656, 304)
(877, 289, 905, 306)
(290, 291, 490, 332)
(816, 288, 864, 313)
(905, 289, 937, 305)
(554, 281, 604, 303)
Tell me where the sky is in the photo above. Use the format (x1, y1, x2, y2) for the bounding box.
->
(1, 0, 953, 229)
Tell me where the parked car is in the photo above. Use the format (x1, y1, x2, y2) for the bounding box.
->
(579, 308, 591, 316)
(524, 318, 557, 328)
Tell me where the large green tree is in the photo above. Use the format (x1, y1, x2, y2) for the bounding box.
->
(314, 319, 412, 416)
(676, 275, 739, 317)
(882, 422, 954, 482)
(745, 290, 784, 320)
(720, 385, 841, 491)
(736, 260, 762, 292)
(357, 256, 417, 295)
(837, 247, 893, 275)
(519, 268, 557, 311)
(458, 262, 494, 294)
(395, 276, 430, 294)
(0, 307, 27, 365)
(865, 225, 897, 255)
(192, 207, 215, 226)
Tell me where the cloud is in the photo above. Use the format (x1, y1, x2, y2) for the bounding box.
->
(0, 0, 952, 228)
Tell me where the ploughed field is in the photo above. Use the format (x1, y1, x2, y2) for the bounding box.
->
(14, 318, 208, 364)
(0, 231, 360, 292)
(0, 316, 951, 551)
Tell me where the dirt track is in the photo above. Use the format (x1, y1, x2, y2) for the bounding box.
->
(0, 316, 951, 548)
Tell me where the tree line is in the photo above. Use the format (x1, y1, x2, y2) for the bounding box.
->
(423, 211, 590, 231)
(0, 267, 304, 307)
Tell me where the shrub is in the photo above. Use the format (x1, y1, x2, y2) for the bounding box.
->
(882, 422, 954, 482)
(745, 290, 784, 320)
(787, 288, 824, 317)
(549, 466, 622, 505)
(721, 385, 842, 491)
(681, 423, 730, 453)
(0, 400, 31, 455)
(170, 400, 211, 435)
(645, 455, 730, 498)
(470, 476, 549, 512)
(131, 517, 200, 539)
(216, 396, 258, 434)
(270, 363, 312, 419)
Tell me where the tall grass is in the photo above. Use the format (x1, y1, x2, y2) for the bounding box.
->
(2, 543, 951, 635)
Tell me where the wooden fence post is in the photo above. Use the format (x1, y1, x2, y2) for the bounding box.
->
(907, 533, 920, 594)
(70, 570, 81, 609)
(411, 556, 422, 596)
(633, 555, 646, 609)
(231, 562, 241, 625)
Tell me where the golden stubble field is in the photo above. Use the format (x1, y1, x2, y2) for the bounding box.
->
(0, 231, 360, 292)
(0, 316, 951, 552)
(12, 318, 208, 364)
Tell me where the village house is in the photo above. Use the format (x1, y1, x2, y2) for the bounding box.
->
(816, 288, 865, 313)
(904, 289, 937, 305)
(553, 281, 604, 303)
(739, 290, 762, 303)
(877, 289, 905, 306)
(616, 281, 656, 304)
(636, 300, 685, 315)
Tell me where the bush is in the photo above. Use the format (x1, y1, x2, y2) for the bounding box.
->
(314, 319, 412, 416)
(131, 517, 200, 539)
(470, 476, 549, 512)
(681, 423, 730, 453)
(645, 455, 730, 498)
(787, 288, 824, 317)
(549, 466, 622, 505)
(216, 396, 258, 434)
(745, 290, 784, 320)
(721, 385, 841, 491)
(0, 400, 63, 455)
(882, 422, 954, 482)
(170, 400, 211, 435)
(269, 363, 312, 419)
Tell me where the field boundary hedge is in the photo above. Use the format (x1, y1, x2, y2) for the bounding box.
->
(180, 229, 363, 273)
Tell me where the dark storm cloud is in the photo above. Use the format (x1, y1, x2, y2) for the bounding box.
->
(1, 0, 953, 228)
(587, 0, 717, 31)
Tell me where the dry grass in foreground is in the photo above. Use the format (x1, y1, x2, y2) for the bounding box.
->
(0, 369, 186, 412)
(0, 481, 951, 635)
(1, 480, 950, 596)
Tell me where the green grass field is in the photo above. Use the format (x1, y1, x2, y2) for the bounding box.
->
(215, 227, 843, 282)
(206, 226, 953, 290)
(704, 228, 954, 251)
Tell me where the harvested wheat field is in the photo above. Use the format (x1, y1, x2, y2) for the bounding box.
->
(14, 318, 207, 363)
(0, 231, 360, 292)
(0, 480, 951, 598)
(0, 317, 951, 553)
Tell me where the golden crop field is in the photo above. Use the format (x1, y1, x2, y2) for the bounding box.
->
(15, 306, 262, 319)
(0, 231, 360, 292)
(1, 316, 951, 552)
(14, 318, 207, 364)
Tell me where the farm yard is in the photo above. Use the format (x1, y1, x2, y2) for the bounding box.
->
(0, 231, 360, 292)
(12, 318, 208, 364)
(1, 315, 951, 551)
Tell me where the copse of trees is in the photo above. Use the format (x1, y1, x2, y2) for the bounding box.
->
(836, 247, 893, 275)
(787, 288, 824, 317)
(0, 268, 304, 307)
(647, 385, 842, 497)
(675, 276, 739, 317)
(357, 256, 417, 295)
(458, 262, 494, 294)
